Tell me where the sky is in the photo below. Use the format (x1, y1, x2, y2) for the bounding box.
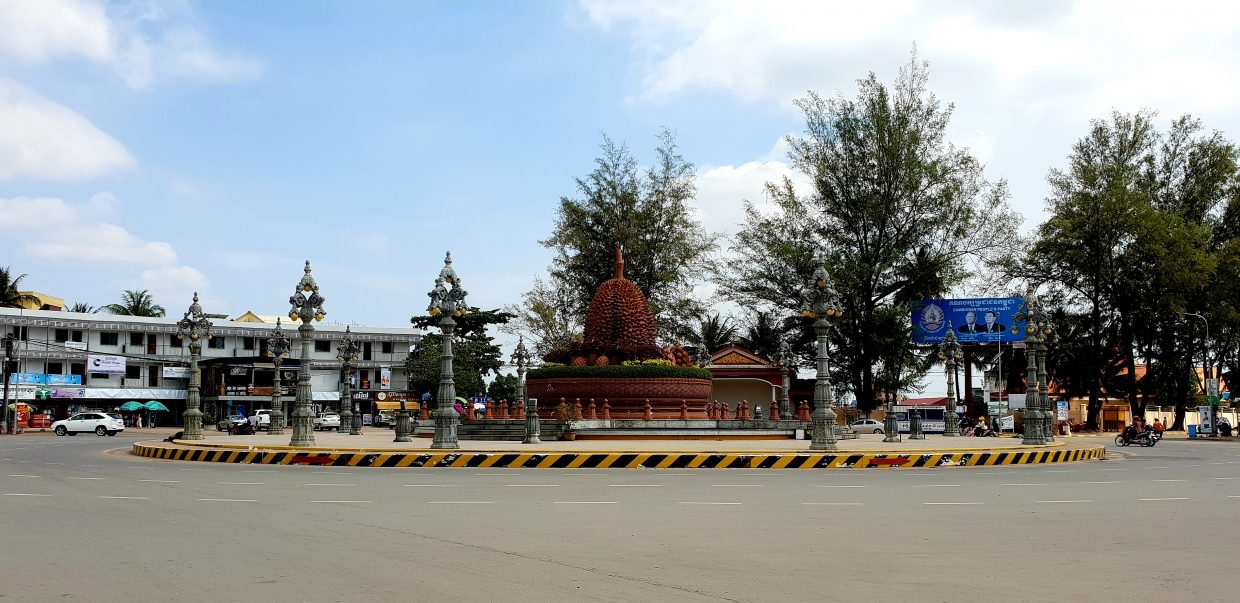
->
(3, 0, 1239, 385)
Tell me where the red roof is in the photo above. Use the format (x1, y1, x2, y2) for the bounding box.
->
(902, 396, 948, 406)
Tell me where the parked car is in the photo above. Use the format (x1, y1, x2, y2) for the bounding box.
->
(52, 412, 125, 436)
(249, 409, 273, 430)
(313, 413, 341, 431)
(217, 415, 248, 431)
(850, 418, 885, 434)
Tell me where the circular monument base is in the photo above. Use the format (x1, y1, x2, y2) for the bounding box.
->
(524, 376, 712, 419)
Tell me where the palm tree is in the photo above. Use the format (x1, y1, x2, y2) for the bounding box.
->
(738, 310, 784, 360)
(0, 267, 38, 309)
(68, 302, 96, 313)
(102, 290, 166, 317)
(689, 313, 737, 355)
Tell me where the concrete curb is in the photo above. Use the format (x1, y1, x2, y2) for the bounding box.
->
(131, 442, 1106, 469)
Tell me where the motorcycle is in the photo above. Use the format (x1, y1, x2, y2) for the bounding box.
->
(230, 420, 256, 436)
(1114, 430, 1157, 447)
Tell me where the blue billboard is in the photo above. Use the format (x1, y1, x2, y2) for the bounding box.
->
(911, 298, 1026, 344)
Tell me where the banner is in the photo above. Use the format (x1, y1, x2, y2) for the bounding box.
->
(87, 354, 126, 374)
(46, 374, 82, 385)
(380, 367, 392, 390)
(7, 373, 44, 384)
(64, 341, 87, 351)
(1056, 400, 1068, 420)
(162, 366, 192, 379)
(912, 298, 1026, 344)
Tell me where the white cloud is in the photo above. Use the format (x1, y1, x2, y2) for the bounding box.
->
(0, 78, 136, 181)
(26, 223, 178, 266)
(579, 0, 1240, 226)
(693, 139, 808, 238)
(0, 0, 261, 89)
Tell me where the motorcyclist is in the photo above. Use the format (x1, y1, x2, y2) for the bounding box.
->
(1122, 423, 1139, 444)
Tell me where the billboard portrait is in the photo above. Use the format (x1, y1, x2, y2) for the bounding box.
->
(911, 298, 1026, 344)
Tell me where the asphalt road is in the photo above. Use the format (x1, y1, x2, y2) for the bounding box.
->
(2, 433, 1238, 603)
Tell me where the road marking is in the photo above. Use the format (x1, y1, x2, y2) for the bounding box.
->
(1139, 497, 1190, 501)
(197, 498, 257, 502)
(1152, 479, 1187, 482)
(1210, 462, 1230, 465)
(1001, 483, 1045, 487)
(1212, 477, 1240, 480)
(815, 485, 866, 488)
(404, 484, 451, 487)
(1186, 464, 1201, 467)
(1044, 470, 1075, 473)
(974, 471, 1005, 475)
(923, 502, 984, 505)
(802, 502, 865, 506)
(427, 501, 492, 504)
(43, 462, 63, 466)
(1036, 500, 1092, 504)
(177, 468, 211, 472)
(81, 464, 104, 468)
(309, 500, 372, 504)
(554, 501, 618, 505)
(1086, 481, 1119, 484)
(305, 483, 354, 487)
(8, 474, 41, 478)
(67, 477, 104, 480)
(138, 479, 180, 483)
(506, 484, 559, 487)
(609, 484, 661, 487)
(219, 482, 263, 485)
(678, 502, 742, 505)
(242, 470, 276, 473)
(913, 484, 961, 488)
(99, 496, 149, 500)
(313, 471, 353, 475)
(3, 493, 50, 497)
(124, 466, 152, 469)
(1148, 466, 1169, 469)
(711, 484, 763, 487)
(1228, 496, 1240, 499)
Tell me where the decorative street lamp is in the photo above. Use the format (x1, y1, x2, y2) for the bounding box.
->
(512, 337, 540, 444)
(1012, 295, 1054, 444)
(938, 323, 963, 437)
(423, 252, 468, 449)
(800, 263, 844, 451)
(265, 318, 291, 435)
(776, 341, 794, 421)
(337, 326, 361, 435)
(287, 261, 327, 447)
(175, 292, 213, 440)
(395, 346, 417, 443)
(1037, 311, 1058, 443)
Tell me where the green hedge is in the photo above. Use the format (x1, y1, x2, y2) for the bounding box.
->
(527, 364, 712, 380)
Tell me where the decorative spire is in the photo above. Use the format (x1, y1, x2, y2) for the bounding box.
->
(615, 247, 625, 279)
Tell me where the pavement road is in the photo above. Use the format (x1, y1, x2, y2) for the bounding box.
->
(2, 432, 1238, 602)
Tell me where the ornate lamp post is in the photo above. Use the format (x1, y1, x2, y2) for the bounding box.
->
(512, 337, 540, 444)
(1037, 313, 1057, 443)
(801, 264, 844, 451)
(287, 261, 327, 447)
(776, 341, 794, 421)
(266, 319, 291, 435)
(423, 252, 468, 449)
(337, 326, 361, 435)
(1012, 296, 1051, 444)
(175, 292, 213, 440)
(938, 323, 963, 436)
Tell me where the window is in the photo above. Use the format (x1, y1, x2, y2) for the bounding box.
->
(208, 337, 225, 349)
(91, 373, 111, 380)
(129, 333, 143, 346)
(169, 334, 182, 348)
(100, 332, 118, 346)
(126, 365, 141, 379)
(47, 362, 63, 375)
(363, 341, 372, 361)
(71, 330, 83, 343)
(381, 341, 393, 354)
(10, 326, 28, 341)
(148, 365, 159, 387)
(243, 337, 255, 351)
(315, 340, 330, 353)
(55, 329, 69, 343)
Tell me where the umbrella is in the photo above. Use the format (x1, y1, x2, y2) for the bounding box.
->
(144, 401, 170, 412)
(120, 401, 145, 411)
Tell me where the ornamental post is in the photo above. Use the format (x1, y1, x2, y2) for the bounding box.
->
(513, 337, 540, 444)
(287, 261, 327, 447)
(939, 325, 963, 436)
(266, 318, 291, 435)
(175, 292, 213, 440)
(337, 326, 361, 435)
(423, 252, 468, 449)
(776, 341, 794, 421)
(801, 263, 844, 451)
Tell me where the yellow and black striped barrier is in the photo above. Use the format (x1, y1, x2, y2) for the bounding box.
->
(132, 442, 1105, 469)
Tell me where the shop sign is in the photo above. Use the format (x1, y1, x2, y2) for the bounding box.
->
(53, 388, 86, 398)
(87, 354, 126, 374)
(46, 374, 82, 385)
(7, 373, 44, 384)
(351, 391, 372, 401)
(162, 366, 192, 379)
(64, 341, 87, 351)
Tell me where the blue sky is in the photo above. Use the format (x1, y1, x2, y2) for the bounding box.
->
(3, 0, 1239, 363)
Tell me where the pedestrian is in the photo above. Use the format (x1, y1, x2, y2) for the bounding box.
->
(1152, 418, 1164, 434)
(136, 414, 143, 429)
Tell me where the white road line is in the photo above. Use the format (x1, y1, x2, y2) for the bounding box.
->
(1210, 462, 1230, 465)
(1148, 466, 1169, 469)
(1228, 495, 1240, 499)
(1139, 497, 1190, 501)
(427, 501, 492, 504)
(554, 501, 618, 505)
(1152, 479, 1187, 482)
(802, 502, 865, 506)
(1001, 483, 1045, 487)
(67, 477, 104, 480)
(177, 468, 210, 472)
(219, 482, 263, 485)
(1045, 470, 1075, 473)
(309, 500, 371, 504)
(242, 470, 276, 473)
(1212, 477, 1240, 480)
(43, 462, 63, 466)
(124, 466, 152, 469)
(197, 498, 257, 502)
(138, 479, 180, 483)
(1186, 464, 1201, 467)
(313, 471, 353, 475)
(609, 484, 661, 487)
(305, 483, 354, 487)
(3, 493, 51, 497)
(923, 502, 984, 505)
(505, 484, 559, 487)
(711, 484, 763, 487)
(913, 484, 961, 488)
(403, 484, 451, 487)
(82, 464, 104, 468)
(815, 485, 866, 488)
(1036, 500, 1092, 504)
(1086, 481, 1119, 484)
(678, 502, 742, 505)
(99, 496, 149, 500)
(8, 474, 41, 478)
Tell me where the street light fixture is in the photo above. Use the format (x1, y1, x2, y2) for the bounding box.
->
(938, 323, 963, 437)
(287, 261, 326, 447)
(423, 252, 468, 449)
(265, 318, 291, 435)
(337, 326, 361, 435)
(512, 337, 540, 444)
(175, 292, 213, 440)
(800, 263, 844, 451)
(775, 340, 794, 421)
(1011, 295, 1056, 444)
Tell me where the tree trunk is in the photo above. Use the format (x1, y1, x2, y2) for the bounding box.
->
(1121, 319, 1142, 417)
(1085, 305, 1103, 430)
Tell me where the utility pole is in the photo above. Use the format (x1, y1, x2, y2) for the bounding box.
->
(3, 334, 15, 434)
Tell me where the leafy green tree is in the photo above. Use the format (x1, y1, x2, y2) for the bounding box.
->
(487, 374, 519, 402)
(407, 307, 513, 406)
(102, 290, 166, 317)
(688, 313, 737, 356)
(719, 55, 1013, 413)
(68, 302, 96, 313)
(541, 129, 716, 344)
(500, 275, 582, 359)
(0, 267, 38, 309)
(737, 310, 784, 361)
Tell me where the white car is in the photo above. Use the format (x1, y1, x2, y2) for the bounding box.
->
(53, 412, 125, 436)
(313, 413, 341, 431)
(850, 418, 884, 434)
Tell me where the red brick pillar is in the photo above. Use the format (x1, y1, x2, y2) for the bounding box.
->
(466, 401, 476, 421)
(719, 401, 730, 420)
(769, 400, 780, 421)
(643, 399, 653, 421)
(514, 400, 525, 420)
(573, 398, 583, 420)
(586, 399, 597, 420)
(679, 400, 688, 421)
(602, 399, 611, 420)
